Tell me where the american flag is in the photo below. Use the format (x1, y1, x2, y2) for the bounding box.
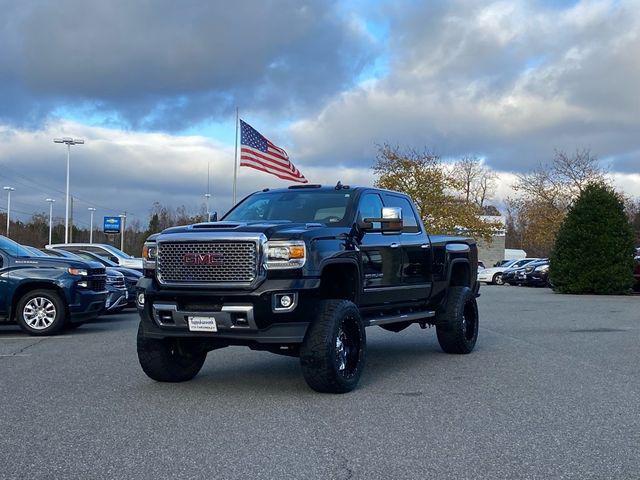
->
(240, 120, 307, 183)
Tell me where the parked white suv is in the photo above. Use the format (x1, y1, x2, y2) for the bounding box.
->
(47, 243, 143, 270)
(477, 258, 539, 285)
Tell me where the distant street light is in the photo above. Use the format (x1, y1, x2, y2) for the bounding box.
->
(53, 137, 84, 244)
(3, 186, 15, 236)
(46, 198, 55, 245)
(88, 207, 96, 244)
(119, 213, 127, 252)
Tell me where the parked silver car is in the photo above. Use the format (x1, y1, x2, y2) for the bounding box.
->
(47, 243, 143, 270)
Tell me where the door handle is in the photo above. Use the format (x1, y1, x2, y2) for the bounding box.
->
(390, 243, 400, 249)
(421, 244, 430, 249)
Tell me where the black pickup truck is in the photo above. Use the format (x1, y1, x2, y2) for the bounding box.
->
(137, 184, 480, 393)
(0, 236, 108, 335)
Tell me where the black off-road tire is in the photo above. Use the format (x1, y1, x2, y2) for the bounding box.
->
(492, 273, 504, 285)
(15, 289, 66, 336)
(137, 322, 207, 382)
(300, 300, 366, 394)
(435, 286, 479, 354)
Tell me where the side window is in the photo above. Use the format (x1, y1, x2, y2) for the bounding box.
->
(358, 193, 383, 229)
(384, 195, 421, 233)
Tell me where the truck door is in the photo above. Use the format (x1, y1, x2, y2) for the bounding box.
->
(0, 253, 9, 315)
(384, 194, 433, 302)
(357, 192, 403, 306)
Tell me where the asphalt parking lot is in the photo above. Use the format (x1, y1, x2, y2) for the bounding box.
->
(1, 286, 639, 480)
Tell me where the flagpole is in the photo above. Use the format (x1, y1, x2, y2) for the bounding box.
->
(233, 107, 239, 205)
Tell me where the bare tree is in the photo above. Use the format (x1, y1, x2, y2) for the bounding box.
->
(509, 148, 608, 256)
(453, 156, 497, 207)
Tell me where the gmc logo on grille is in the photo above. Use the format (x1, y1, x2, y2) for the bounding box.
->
(183, 252, 224, 266)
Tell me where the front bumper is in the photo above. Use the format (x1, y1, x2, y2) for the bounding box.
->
(105, 289, 128, 311)
(68, 289, 108, 322)
(137, 276, 319, 344)
(520, 272, 548, 286)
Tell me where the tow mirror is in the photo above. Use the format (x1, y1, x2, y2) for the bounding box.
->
(361, 207, 403, 233)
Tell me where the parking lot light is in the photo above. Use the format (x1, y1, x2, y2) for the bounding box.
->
(46, 198, 55, 244)
(3, 186, 15, 236)
(53, 137, 84, 244)
(88, 207, 96, 243)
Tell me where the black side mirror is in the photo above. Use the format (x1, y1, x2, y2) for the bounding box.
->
(212, 212, 218, 222)
(361, 207, 403, 234)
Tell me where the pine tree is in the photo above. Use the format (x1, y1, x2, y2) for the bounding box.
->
(550, 183, 635, 294)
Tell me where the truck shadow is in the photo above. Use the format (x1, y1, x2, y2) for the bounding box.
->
(139, 334, 446, 395)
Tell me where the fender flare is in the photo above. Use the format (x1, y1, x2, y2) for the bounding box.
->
(318, 258, 362, 303)
(446, 258, 472, 287)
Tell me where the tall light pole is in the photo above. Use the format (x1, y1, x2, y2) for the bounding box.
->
(53, 137, 84, 244)
(119, 213, 127, 252)
(46, 198, 55, 245)
(3, 186, 15, 236)
(88, 207, 96, 244)
(204, 193, 211, 222)
(205, 159, 212, 221)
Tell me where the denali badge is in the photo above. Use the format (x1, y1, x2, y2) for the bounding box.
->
(183, 252, 224, 266)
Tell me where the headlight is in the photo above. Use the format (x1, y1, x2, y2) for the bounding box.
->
(265, 241, 306, 269)
(68, 267, 88, 276)
(142, 242, 157, 269)
(535, 264, 549, 272)
(142, 243, 157, 261)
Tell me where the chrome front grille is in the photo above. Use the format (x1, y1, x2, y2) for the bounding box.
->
(109, 277, 126, 289)
(157, 241, 258, 285)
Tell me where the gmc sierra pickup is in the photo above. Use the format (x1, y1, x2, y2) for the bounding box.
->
(137, 184, 480, 393)
(0, 235, 108, 335)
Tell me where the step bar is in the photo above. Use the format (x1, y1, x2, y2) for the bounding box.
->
(364, 310, 436, 327)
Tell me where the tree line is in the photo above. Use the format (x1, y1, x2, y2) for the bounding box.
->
(0, 201, 209, 257)
(2, 147, 639, 258)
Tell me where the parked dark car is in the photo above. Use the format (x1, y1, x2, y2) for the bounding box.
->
(515, 259, 550, 287)
(68, 250, 141, 306)
(500, 259, 540, 285)
(502, 267, 523, 285)
(0, 236, 107, 335)
(41, 249, 128, 313)
(634, 247, 640, 292)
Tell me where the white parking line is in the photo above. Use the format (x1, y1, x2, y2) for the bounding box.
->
(0, 336, 73, 340)
(0, 354, 31, 357)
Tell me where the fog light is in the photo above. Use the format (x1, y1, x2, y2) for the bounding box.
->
(280, 295, 292, 308)
(77, 281, 88, 288)
(137, 293, 145, 307)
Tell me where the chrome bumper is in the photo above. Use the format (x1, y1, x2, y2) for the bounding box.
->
(151, 302, 257, 330)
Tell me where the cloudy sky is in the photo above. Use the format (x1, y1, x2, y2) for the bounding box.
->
(0, 0, 638, 228)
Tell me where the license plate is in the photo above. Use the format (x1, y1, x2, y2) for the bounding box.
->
(188, 316, 217, 332)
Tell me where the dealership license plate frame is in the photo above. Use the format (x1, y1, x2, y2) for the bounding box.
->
(187, 316, 218, 332)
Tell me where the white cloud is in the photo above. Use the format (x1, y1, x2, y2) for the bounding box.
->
(289, 0, 640, 177)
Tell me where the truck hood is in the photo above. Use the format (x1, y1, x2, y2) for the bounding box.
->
(13, 256, 103, 270)
(158, 221, 335, 241)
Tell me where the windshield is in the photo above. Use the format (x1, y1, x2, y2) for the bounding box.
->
(101, 245, 133, 259)
(0, 236, 36, 257)
(224, 190, 354, 225)
(76, 251, 117, 267)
